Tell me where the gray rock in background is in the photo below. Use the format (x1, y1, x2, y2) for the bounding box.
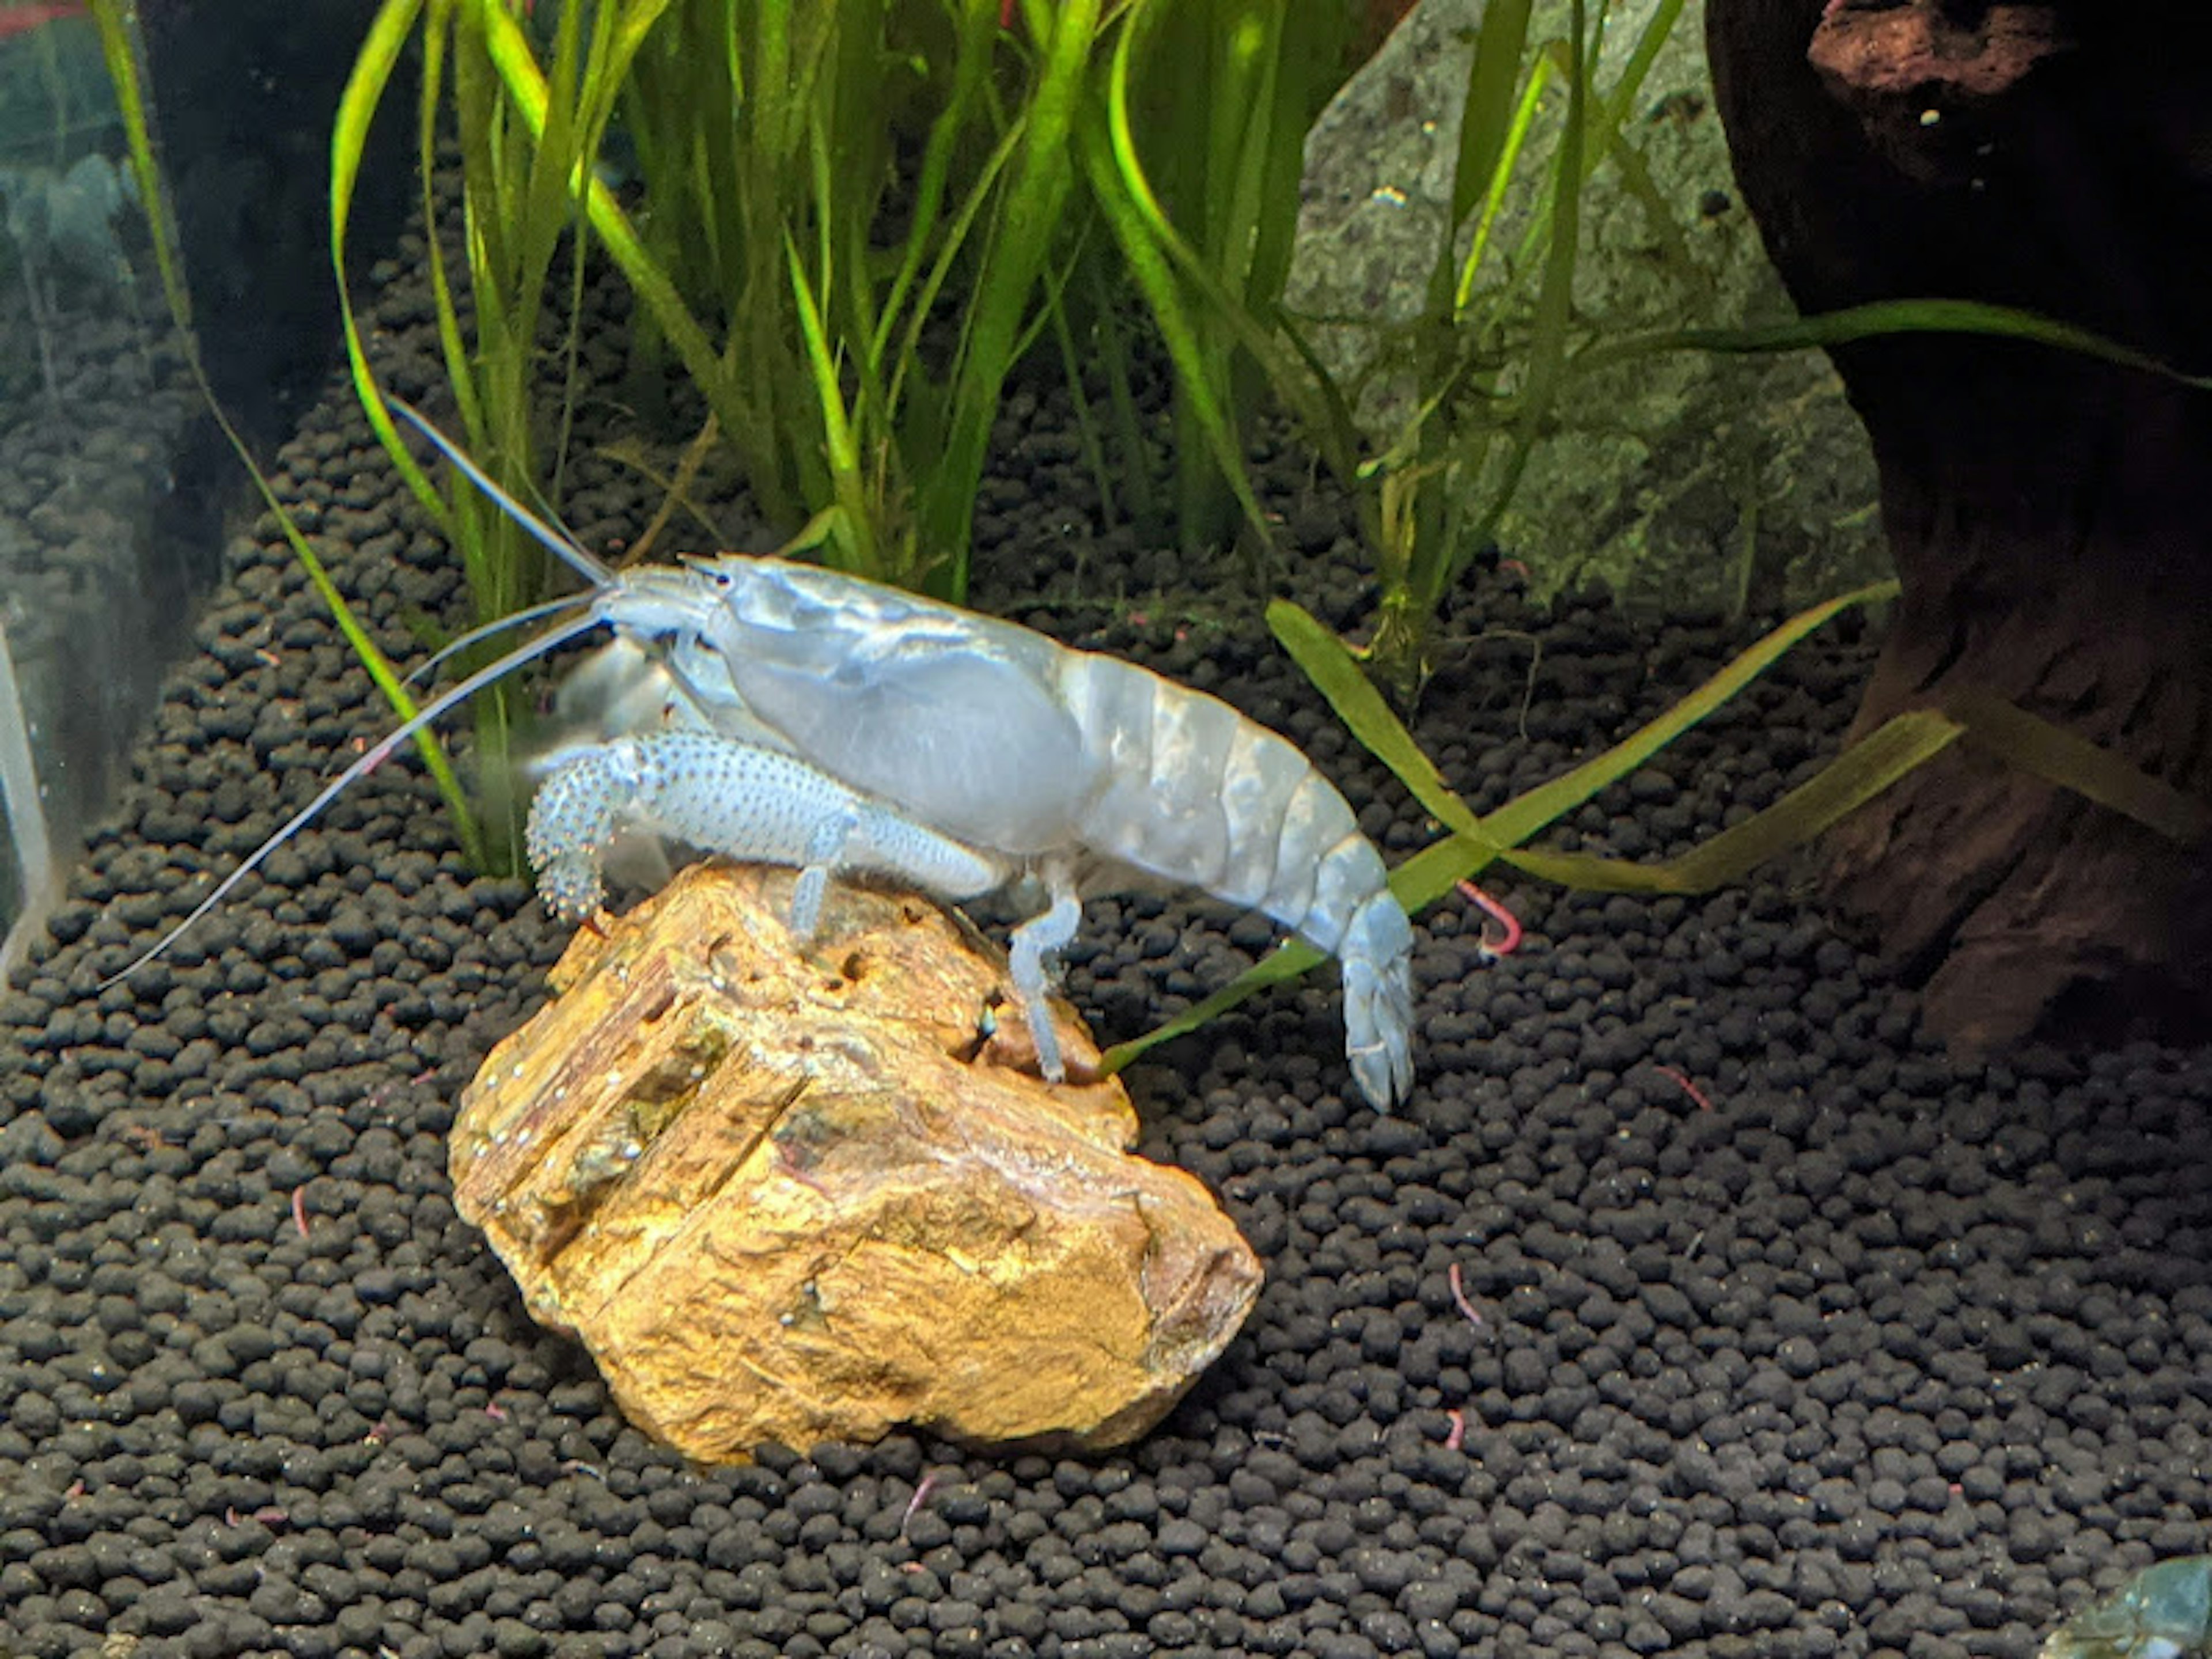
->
(1285, 0, 1888, 618)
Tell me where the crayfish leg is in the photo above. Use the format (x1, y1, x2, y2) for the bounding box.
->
(1006, 862, 1084, 1086)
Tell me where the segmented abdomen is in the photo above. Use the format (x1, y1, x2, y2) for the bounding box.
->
(1056, 654, 1416, 1105)
(1055, 656, 1366, 934)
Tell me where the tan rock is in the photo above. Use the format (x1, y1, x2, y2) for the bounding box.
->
(450, 862, 1262, 1461)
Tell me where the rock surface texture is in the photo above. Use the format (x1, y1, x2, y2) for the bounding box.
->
(451, 862, 1262, 1462)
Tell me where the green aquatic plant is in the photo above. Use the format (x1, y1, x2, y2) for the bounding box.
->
(1060, 0, 1691, 701)
(1103, 575, 1907, 1072)
(614, 0, 1368, 586)
(1071, 0, 1355, 559)
(334, 0, 661, 870)
(85, 0, 481, 860)
(1158, 0, 2176, 715)
(300, 1, 1399, 870)
(1290, 0, 1686, 706)
(611, 0, 1105, 597)
(336, 1, 1373, 606)
(1103, 574, 2212, 1076)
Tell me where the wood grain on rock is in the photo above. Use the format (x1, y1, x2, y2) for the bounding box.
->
(450, 862, 1262, 1463)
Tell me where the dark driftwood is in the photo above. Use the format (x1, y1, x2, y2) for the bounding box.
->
(1703, 2, 2212, 1050)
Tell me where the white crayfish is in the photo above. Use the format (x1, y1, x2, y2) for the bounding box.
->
(116, 408, 1418, 1108)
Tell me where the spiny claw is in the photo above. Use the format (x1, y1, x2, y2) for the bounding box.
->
(537, 854, 605, 923)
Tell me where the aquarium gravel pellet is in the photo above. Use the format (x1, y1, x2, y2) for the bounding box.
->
(1, 266, 2209, 1659)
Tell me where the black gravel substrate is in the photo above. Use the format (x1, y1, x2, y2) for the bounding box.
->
(2, 253, 2210, 1659)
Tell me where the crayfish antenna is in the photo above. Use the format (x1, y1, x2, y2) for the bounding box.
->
(99, 608, 607, 990)
(388, 398, 613, 588)
(403, 591, 596, 690)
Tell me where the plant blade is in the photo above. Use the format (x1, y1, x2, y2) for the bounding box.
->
(1105, 578, 1903, 1075)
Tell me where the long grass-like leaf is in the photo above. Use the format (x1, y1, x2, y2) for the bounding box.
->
(1503, 710, 1964, 892)
(1452, 46, 1551, 318)
(915, 0, 1098, 597)
(1097, 937, 1325, 1075)
(1477, 580, 1899, 849)
(89, 0, 190, 335)
(1080, 122, 1269, 549)
(1266, 599, 1491, 844)
(94, 0, 483, 861)
(416, 4, 483, 459)
(786, 232, 875, 577)
(1244, 0, 1340, 323)
(1084, 12, 1281, 546)
(1435, 0, 1532, 315)
(1173, 0, 1288, 545)
(888, 112, 1025, 431)
(1049, 323, 1120, 527)
(1425, 0, 1586, 611)
(873, 0, 998, 372)
(1103, 578, 1904, 1075)
(474, 3, 746, 474)
(333, 0, 453, 535)
(1579, 298, 2212, 388)
(1943, 691, 2212, 845)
